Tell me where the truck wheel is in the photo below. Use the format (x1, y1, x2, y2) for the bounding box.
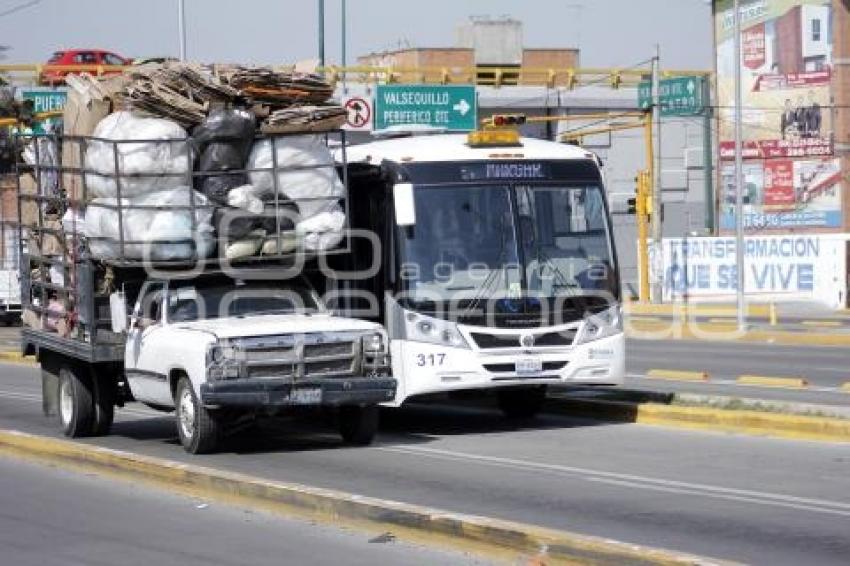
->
(497, 386, 547, 419)
(57, 365, 95, 437)
(91, 370, 115, 437)
(175, 377, 219, 454)
(338, 405, 379, 446)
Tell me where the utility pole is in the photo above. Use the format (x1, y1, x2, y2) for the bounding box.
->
(733, 0, 746, 330)
(703, 76, 714, 233)
(341, 0, 347, 89)
(177, 0, 187, 62)
(650, 45, 663, 303)
(318, 0, 326, 69)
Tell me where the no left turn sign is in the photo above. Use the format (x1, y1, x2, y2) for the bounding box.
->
(343, 96, 372, 131)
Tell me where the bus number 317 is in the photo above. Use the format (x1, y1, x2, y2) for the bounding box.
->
(416, 353, 446, 366)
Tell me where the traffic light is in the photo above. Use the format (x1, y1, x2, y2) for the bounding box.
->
(490, 114, 527, 127)
(628, 170, 652, 217)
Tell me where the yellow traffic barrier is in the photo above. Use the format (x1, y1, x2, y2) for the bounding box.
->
(841, 383, 850, 393)
(646, 369, 710, 382)
(736, 375, 808, 389)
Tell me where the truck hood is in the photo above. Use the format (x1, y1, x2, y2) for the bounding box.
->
(174, 313, 382, 339)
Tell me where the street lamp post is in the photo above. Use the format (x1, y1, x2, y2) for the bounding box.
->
(318, 0, 326, 69)
(733, 0, 746, 330)
(177, 0, 187, 61)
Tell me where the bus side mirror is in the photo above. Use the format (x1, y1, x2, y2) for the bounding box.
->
(110, 292, 128, 334)
(393, 183, 416, 226)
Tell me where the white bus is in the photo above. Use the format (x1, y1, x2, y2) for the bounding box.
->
(336, 128, 624, 418)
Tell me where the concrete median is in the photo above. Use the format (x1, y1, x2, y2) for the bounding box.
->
(544, 398, 850, 443)
(0, 428, 734, 566)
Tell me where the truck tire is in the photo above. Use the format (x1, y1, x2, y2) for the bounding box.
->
(175, 377, 219, 454)
(338, 405, 379, 446)
(57, 365, 95, 437)
(497, 386, 547, 419)
(91, 369, 115, 437)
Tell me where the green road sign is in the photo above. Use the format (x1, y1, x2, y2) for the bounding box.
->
(21, 88, 67, 133)
(374, 85, 477, 131)
(638, 76, 705, 116)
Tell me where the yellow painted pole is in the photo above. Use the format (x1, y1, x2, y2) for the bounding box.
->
(637, 170, 650, 303)
(639, 113, 654, 303)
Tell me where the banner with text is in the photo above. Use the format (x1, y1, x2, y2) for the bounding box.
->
(660, 234, 848, 308)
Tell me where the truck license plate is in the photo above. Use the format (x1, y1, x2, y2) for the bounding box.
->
(290, 388, 322, 404)
(516, 359, 543, 374)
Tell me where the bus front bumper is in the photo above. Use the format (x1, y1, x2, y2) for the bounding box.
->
(391, 332, 624, 404)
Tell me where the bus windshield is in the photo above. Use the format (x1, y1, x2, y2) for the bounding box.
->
(397, 183, 617, 320)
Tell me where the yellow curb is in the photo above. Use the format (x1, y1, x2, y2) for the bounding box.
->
(801, 320, 843, 328)
(625, 302, 771, 318)
(736, 376, 808, 389)
(627, 320, 850, 347)
(626, 315, 664, 323)
(0, 351, 35, 365)
(0, 429, 733, 566)
(646, 369, 710, 382)
(552, 400, 850, 444)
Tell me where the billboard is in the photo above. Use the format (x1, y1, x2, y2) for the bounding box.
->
(714, 0, 840, 231)
(661, 234, 847, 307)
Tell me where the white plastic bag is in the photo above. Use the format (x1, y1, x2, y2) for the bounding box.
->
(247, 135, 344, 219)
(296, 203, 345, 251)
(84, 186, 214, 260)
(85, 111, 191, 199)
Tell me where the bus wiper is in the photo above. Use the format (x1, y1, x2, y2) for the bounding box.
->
(461, 223, 510, 317)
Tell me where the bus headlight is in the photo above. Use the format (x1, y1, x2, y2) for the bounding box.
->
(407, 314, 470, 349)
(575, 305, 622, 345)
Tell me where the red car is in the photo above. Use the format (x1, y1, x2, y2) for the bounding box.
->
(40, 49, 131, 85)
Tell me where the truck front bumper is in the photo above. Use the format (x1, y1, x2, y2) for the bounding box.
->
(200, 376, 397, 408)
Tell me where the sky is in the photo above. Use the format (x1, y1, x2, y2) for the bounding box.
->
(0, 0, 715, 70)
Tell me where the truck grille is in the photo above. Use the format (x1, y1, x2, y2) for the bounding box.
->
(234, 333, 360, 380)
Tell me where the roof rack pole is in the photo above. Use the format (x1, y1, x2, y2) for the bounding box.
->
(112, 139, 125, 260)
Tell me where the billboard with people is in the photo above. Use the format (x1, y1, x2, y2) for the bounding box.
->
(714, 0, 840, 231)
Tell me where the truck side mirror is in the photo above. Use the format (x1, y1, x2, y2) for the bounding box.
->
(110, 292, 128, 334)
(393, 183, 416, 226)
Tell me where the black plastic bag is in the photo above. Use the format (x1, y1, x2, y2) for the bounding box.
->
(192, 108, 256, 204)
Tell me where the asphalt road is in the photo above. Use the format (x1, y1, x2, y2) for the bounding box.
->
(0, 363, 848, 565)
(0, 453, 482, 566)
(625, 339, 850, 406)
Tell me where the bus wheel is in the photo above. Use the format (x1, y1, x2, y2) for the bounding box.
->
(497, 386, 547, 419)
(58, 365, 95, 437)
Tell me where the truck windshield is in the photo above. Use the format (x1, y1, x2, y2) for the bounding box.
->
(398, 183, 616, 320)
(167, 280, 321, 322)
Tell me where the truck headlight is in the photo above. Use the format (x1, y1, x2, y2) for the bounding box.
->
(207, 341, 243, 381)
(362, 332, 386, 354)
(575, 305, 622, 345)
(406, 313, 470, 349)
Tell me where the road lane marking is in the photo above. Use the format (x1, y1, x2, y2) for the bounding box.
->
(378, 445, 850, 517)
(646, 369, 709, 382)
(801, 320, 843, 327)
(736, 376, 808, 389)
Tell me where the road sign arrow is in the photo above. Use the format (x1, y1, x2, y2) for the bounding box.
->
(453, 99, 471, 116)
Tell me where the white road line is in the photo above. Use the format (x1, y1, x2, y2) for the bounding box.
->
(378, 445, 850, 517)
